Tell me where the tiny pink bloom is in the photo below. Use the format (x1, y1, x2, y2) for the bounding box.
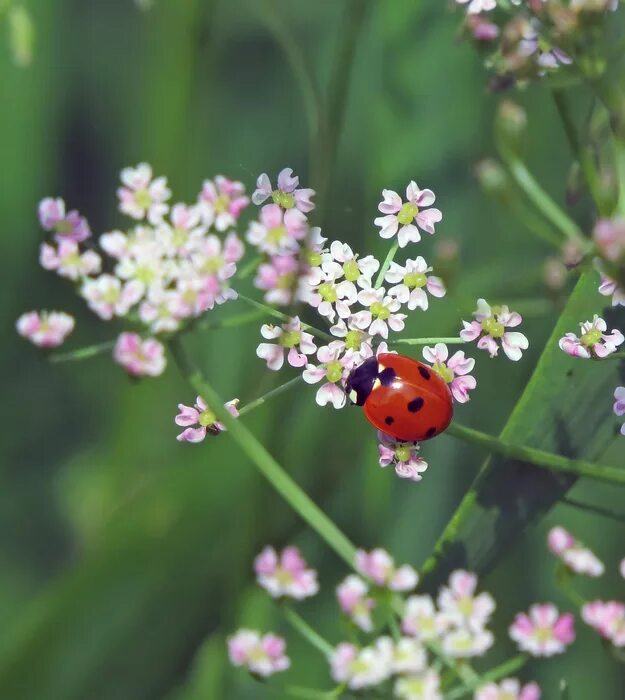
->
(356, 287, 406, 339)
(467, 14, 500, 41)
(327, 241, 380, 290)
(16, 310, 75, 348)
(246, 203, 308, 255)
(308, 260, 358, 322)
(475, 679, 541, 700)
(252, 167, 315, 213)
(81, 274, 144, 320)
(614, 387, 625, 436)
(509, 604, 575, 656)
(336, 575, 376, 632)
(227, 629, 290, 677)
(461, 299, 528, 361)
(438, 570, 495, 632)
(117, 163, 171, 224)
(456, 0, 496, 13)
(377, 431, 429, 482)
(559, 315, 624, 359)
(175, 396, 239, 443)
(198, 175, 249, 231)
(302, 341, 351, 409)
(374, 181, 442, 247)
(39, 240, 101, 280)
(582, 600, 625, 647)
(254, 254, 301, 306)
(168, 203, 205, 252)
(395, 669, 442, 700)
(401, 594, 448, 641)
(385, 257, 446, 311)
(38, 197, 91, 242)
(355, 547, 418, 592)
(546, 526, 604, 577)
(113, 332, 166, 377)
(256, 316, 316, 371)
(253, 545, 319, 600)
(547, 526, 575, 556)
(594, 217, 625, 263)
(423, 343, 476, 403)
(598, 271, 625, 307)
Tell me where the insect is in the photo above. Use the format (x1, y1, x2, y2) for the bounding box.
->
(345, 353, 453, 442)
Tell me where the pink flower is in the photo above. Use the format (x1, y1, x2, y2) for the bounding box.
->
(254, 254, 301, 306)
(559, 315, 624, 359)
(598, 272, 625, 307)
(175, 396, 239, 442)
(246, 203, 308, 255)
(336, 575, 376, 632)
(252, 167, 315, 213)
(422, 343, 476, 403)
(117, 163, 171, 224)
(402, 594, 448, 641)
(509, 604, 575, 656)
(475, 679, 541, 700)
(329, 639, 393, 690)
(256, 316, 316, 371)
(39, 240, 101, 280)
(168, 203, 205, 252)
(456, 0, 496, 13)
(394, 669, 442, 700)
(198, 176, 249, 231)
(438, 570, 495, 632)
(582, 601, 625, 647)
(594, 217, 625, 263)
(326, 241, 380, 290)
(81, 274, 144, 320)
(355, 547, 418, 591)
(467, 15, 500, 41)
(227, 629, 290, 677)
(614, 387, 625, 437)
(254, 545, 319, 600)
(374, 181, 442, 247)
(16, 310, 74, 348)
(384, 257, 446, 311)
(113, 332, 166, 377)
(356, 287, 407, 339)
(38, 197, 91, 242)
(461, 299, 529, 360)
(377, 432, 429, 482)
(308, 260, 359, 322)
(302, 341, 352, 409)
(547, 526, 604, 577)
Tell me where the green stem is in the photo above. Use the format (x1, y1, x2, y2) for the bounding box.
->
(237, 294, 334, 343)
(374, 242, 399, 289)
(428, 641, 480, 693)
(282, 606, 334, 657)
(197, 309, 265, 332)
(445, 655, 528, 700)
(239, 376, 304, 416)
(390, 336, 465, 347)
(169, 337, 357, 566)
(237, 255, 264, 280)
(447, 423, 625, 486)
(49, 340, 115, 363)
(561, 496, 625, 524)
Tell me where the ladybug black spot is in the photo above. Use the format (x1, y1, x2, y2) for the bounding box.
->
(407, 397, 424, 413)
(379, 367, 396, 386)
(426, 426, 437, 438)
(385, 416, 395, 426)
(418, 366, 431, 380)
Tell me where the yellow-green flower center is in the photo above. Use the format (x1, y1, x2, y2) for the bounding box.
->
(432, 362, 454, 384)
(135, 265, 156, 285)
(397, 202, 419, 226)
(279, 330, 301, 348)
(370, 301, 390, 320)
(345, 330, 363, 351)
(213, 194, 230, 214)
(277, 273, 296, 289)
(458, 597, 474, 617)
(305, 249, 322, 267)
(481, 317, 505, 338)
(134, 188, 152, 209)
(534, 626, 553, 643)
(55, 219, 74, 235)
(267, 225, 287, 245)
(403, 271, 427, 289)
(201, 256, 224, 275)
(172, 226, 188, 247)
(343, 259, 360, 282)
(319, 282, 338, 303)
(395, 444, 411, 462)
(272, 190, 295, 209)
(103, 287, 120, 303)
(581, 329, 602, 347)
(198, 408, 217, 427)
(325, 360, 343, 383)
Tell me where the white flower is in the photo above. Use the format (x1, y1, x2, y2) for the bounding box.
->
(329, 638, 393, 690)
(374, 181, 442, 247)
(402, 595, 449, 641)
(117, 163, 171, 224)
(422, 343, 476, 403)
(256, 316, 317, 371)
(39, 240, 101, 280)
(81, 274, 143, 320)
(357, 287, 407, 339)
(437, 570, 495, 632)
(559, 315, 624, 359)
(394, 669, 442, 700)
(336, 575, 376, 632)
(460, 299, 529, 360)
(441, 627, 494, 658)
(308, 260, 358, 322)
(385, 257, 446, 311)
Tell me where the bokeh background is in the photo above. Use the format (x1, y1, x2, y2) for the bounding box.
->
(1, 0, 624, 698)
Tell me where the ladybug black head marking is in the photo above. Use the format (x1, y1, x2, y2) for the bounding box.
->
(345, 357, 380, 405)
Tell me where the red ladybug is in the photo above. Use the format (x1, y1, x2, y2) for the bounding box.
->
(345, 353, 453, 442)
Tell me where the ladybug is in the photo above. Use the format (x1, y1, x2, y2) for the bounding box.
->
(345, 353, 453, 442)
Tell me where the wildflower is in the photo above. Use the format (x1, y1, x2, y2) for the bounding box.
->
(582, 601, 625, 647)
(336, 575, 376, 632)
(460, 299, 529, 360)
(246, 203, 308, 255)
(355, 547, 418, 591)
(474, 679, 541, 700)
(598, 271, 625, 307)
(329, 638, 393, 690)
(117, 163, 170, 224)
(394, 669, 442, 700)
(594, 217, 625, 263)
(441, 627, 494, 658)
(614, 387, 625, 436)
(391, 638, 427, 675)
(113, 332, 166, 377)
(253, 545, 318, 600)
(39, 240, 101, 280)
(38, 197, 91, 242)
(329, 316, 373, 363)
(167, 203, 205, 252)
(81, 274, 144, 320)
(302, 342, 351, 409)
(402, 595, 448, 641)
(378, 432, 429, 482)
(252, 167, 315, 213)
(198, 175, 248, 231)
(543, 257, 567, 290)
(175, 396, 239, 442)
(467, 15, 500, 41)
(422, 344, 476, 403)
(437, 570, 495, 632)
(509, 603, 575, 656)
(385, 257, 446, 311)
(326, 240, 380, 291)
(16, 310, 74, 348)
(227, 630, 290, 677)
(254, 254, 301, 306)
(308, 260, 358, 322)
(547, 526, 604, 577)
(256, 316, 317, 371)
(374, 181, 442, 247)
(456, 0, 497, 13)
(559, 315, 624, 359)
(357, 287, 407, 339)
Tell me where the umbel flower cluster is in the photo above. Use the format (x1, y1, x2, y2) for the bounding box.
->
(228, 532, 613, 698)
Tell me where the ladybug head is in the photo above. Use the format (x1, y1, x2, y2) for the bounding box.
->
(345, 357, 379, 406)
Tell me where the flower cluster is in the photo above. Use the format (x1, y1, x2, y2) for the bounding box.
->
(559, 315, 624, 359)
(547, 525, 605, 577)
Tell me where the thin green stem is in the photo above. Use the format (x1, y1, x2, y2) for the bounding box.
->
(197, 309, 265, 332)
(445, 655, 528, 699)
(282, 606, 334, 658)
(428, 641, 480, 694)
(169, 337, 357, 566)
(561, 496, 625, 524)
(447, 423, 625, 486)
(239, 376, 304, 416)
(237, 255, 264, 280)
(390, 336, 465, 347)
(237, 294, 334, 342)
(374, 242, 399, 288)
(49, 340, 115, 363)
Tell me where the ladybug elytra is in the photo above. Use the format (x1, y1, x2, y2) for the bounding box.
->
(345, 353, 453, 442)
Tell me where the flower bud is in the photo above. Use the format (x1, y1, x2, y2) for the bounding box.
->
(475, 158, 508, 196)
(496, 100, 527, 152)
(593, 217, 625, 264)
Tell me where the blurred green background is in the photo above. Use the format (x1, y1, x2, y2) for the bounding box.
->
(1, 0, 624, 698)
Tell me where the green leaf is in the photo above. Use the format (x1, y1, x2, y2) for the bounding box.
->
(421, 271, 625, 587)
